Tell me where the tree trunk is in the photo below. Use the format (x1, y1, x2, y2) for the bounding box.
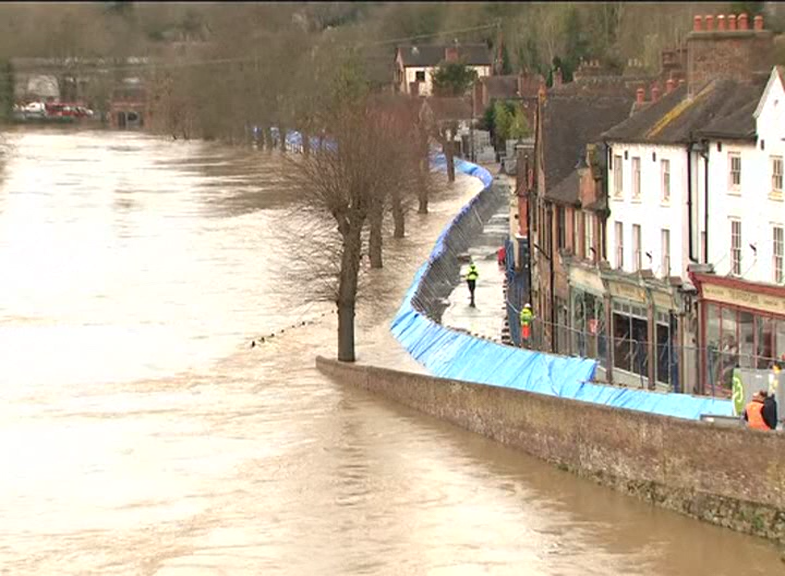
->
(302, 128, 310, 156)
(337, 221, 363, 362)
(417, 157, 429, 214)
(369, 204, 383, 268)
(391, 189, 405, 238)
(263, 125, 273, 151)
(279, 126, 287, 153)
(445, 140, 456, 183)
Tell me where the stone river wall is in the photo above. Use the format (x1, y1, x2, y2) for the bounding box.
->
(316, 356, 785, 544)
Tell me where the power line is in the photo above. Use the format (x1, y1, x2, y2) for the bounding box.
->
(15, 22, 499, 74)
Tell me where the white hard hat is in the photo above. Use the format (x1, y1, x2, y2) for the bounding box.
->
(524, 303, 532, 309)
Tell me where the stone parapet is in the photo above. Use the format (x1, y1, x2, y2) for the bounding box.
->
(316, 356, 785, 544)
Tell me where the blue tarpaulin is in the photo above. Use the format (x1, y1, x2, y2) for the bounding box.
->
(390, 154, 734, 421)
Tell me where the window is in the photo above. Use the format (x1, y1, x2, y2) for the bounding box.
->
(632, 157, 641, 200)
(615, 221, 623, 268)
(729, 153, 741, 190)
(774, 226, 784, 283)
(557, 206, 566, 250)
(632, 224, 642, 272)
(584, 212, 594, 262)
(613, 155, 623, 197)
(731, 219, 742, 276)
(661, 159, 670, 203)
(415, 70, 425, 82)
(573, 208, 581, 257)
(772, 156, 783, 196)
(661, 229, 670, 276)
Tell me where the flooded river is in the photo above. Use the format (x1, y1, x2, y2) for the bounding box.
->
(0, 129, 781, 575)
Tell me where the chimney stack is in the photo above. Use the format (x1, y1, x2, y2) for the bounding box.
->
(651, 85, 661, 102)
(754, 14, 764, 31)
(717, 15, 726, 31)
(693, 15, 703, 32)
(636, 87, 645, 104)
(445, 46, 459, 63)
(554, 68, 563, 87)
(728, 14, 737, 30)
(738, 13, 749, 30)
(705, 15, 714, 31)
(666, 78, 675, 94)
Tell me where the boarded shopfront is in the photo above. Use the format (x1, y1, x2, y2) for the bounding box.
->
(692, 272, 785, 396)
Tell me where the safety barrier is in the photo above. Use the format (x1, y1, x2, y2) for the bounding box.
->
(391, 154, 734, 421)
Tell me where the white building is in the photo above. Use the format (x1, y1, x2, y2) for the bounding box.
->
(701, 66, 785, 285)
(395, 44, 492, 97)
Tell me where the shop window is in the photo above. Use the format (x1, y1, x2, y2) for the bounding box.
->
(656, 320, 671, 386)
(739, 311, 754, 369)
(777, 320, 785, 363)
(756, 316, 775, 369)
(706, 303, 722, 389)
(720, 307, 739, 389)
(613, 311, 632, 372)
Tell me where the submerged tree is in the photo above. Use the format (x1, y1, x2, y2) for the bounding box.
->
(282, 97, 419, 361)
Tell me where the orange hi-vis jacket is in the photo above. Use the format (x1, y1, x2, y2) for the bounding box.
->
(745, 399, 769, 430)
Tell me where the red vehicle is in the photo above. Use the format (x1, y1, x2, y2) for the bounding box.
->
(44, 102, 93, 118)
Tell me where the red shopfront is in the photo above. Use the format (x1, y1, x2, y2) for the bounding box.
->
(692, 273, 785, 395)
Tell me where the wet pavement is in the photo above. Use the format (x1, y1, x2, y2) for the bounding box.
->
(442, 174, 512, 344)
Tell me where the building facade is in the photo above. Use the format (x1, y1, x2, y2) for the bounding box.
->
(394, 44, 492, 97)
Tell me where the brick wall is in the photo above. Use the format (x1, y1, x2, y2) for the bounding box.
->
(316, 356, 785, 543)
(687, 29, 774, 94)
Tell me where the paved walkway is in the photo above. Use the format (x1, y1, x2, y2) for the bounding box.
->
(441, 174, 513, 343)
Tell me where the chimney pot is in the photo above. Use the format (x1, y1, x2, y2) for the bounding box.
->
(717, 15, 726, 31)
(754, 14, 764, 31)
(738, 13, 749, 30)
(636, 87, 645, 104)
(728, 14, 737, 30)
(666, 78, 675, 93)
(705, 15, 714, 31)
(651, 85, 661, 102)
(693, 15, 703, 32)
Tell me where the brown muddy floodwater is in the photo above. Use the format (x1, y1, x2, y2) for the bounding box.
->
(0, 129, 781, 575)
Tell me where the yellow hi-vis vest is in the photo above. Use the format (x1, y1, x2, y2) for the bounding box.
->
(520, 308, 533, 326)
(467, 265, 479, 281)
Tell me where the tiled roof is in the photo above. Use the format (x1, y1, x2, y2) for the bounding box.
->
(481, 75, 519, 99)
(546, 169, 580, 205)
(542, 94, 634, 194)
(602, 79, 765, 144)
(397, 44, 492, 67)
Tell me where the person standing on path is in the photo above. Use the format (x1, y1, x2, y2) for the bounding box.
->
(520, 303, 534, 347)
(465, 261, 479, 308)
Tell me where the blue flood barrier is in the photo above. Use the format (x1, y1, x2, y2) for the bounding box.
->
(391, 153, 734, 421)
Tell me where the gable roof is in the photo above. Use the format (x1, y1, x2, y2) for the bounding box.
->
(541, 94, 634, 194)
(603, 79, 765, 144)
(397, 44, 492, 67)
(753, 65, 784, 119)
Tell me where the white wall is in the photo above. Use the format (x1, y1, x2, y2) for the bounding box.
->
(606, 143, 690, 279)
(403, 65, 491, 96)
(705, 71, 785, 284)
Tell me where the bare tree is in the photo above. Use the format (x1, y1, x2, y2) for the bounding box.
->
(281, 97, 418, 361)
